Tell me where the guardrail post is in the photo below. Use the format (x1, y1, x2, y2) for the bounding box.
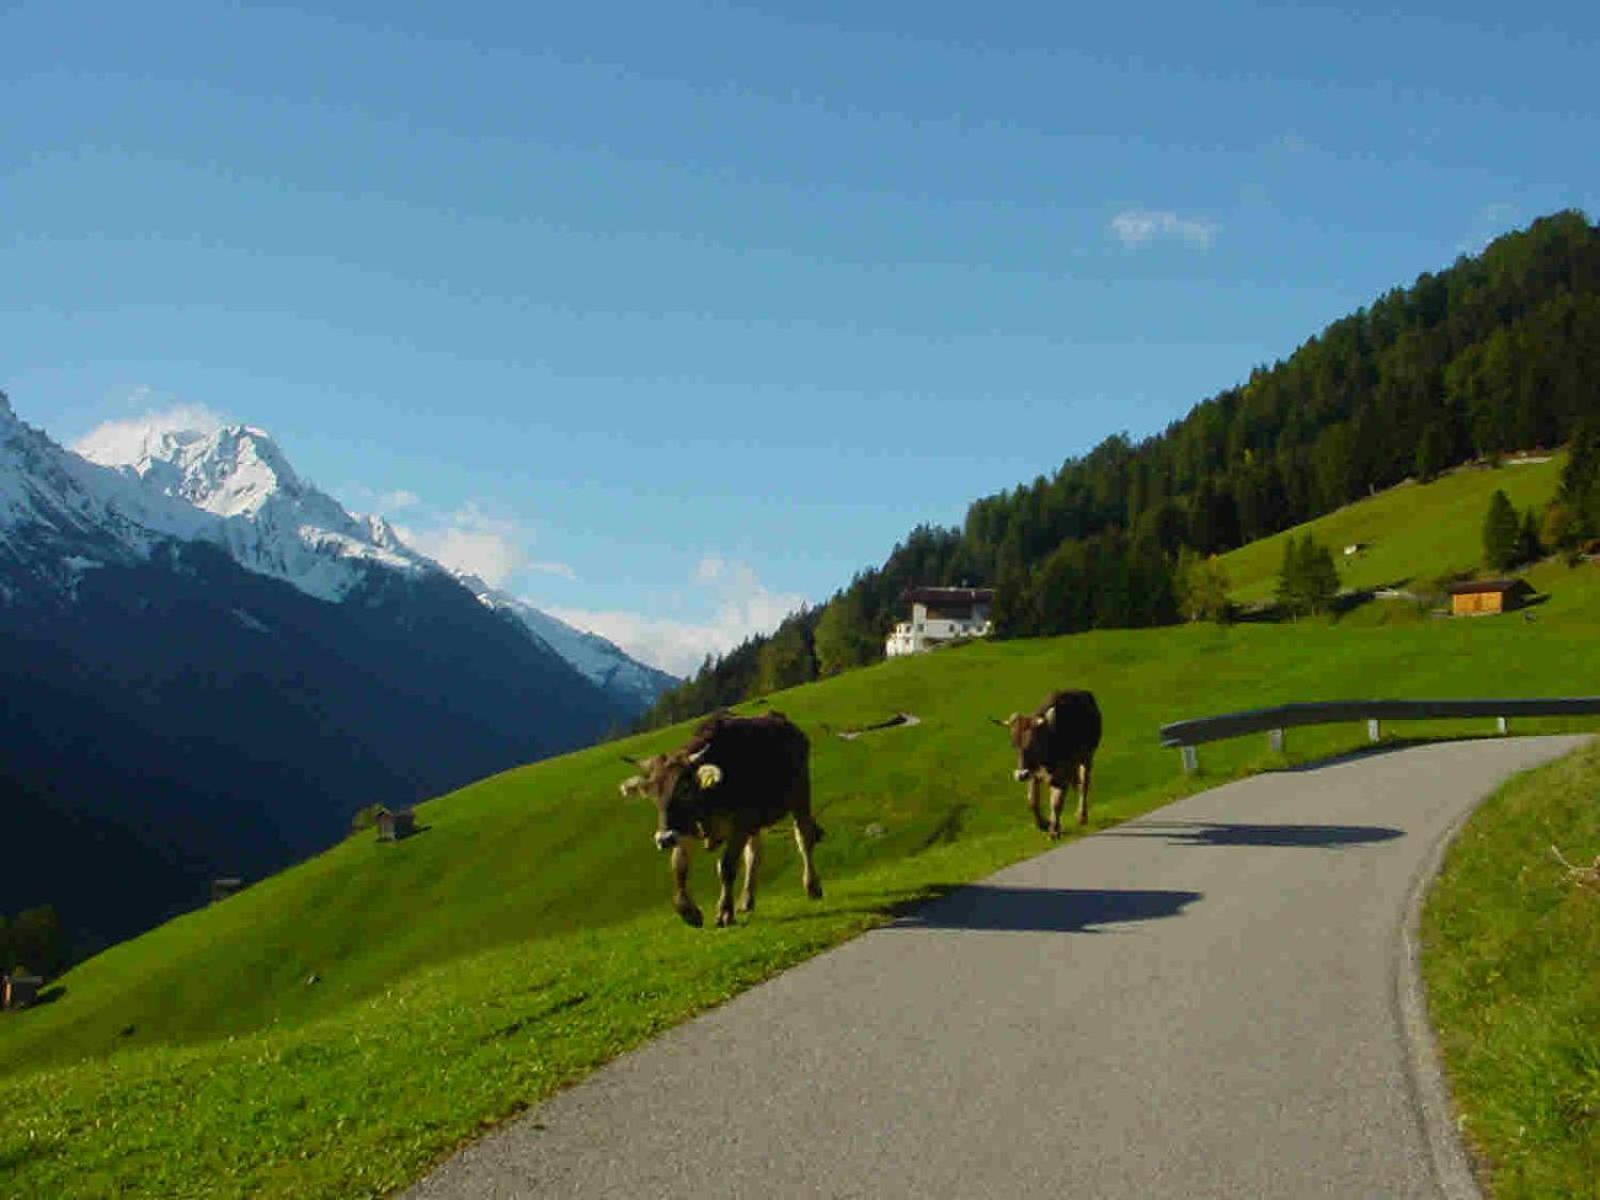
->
(1268, 728, 1285, 754)
(1180, 746, 1198, 775)
(1367, 718, 1381, 743)
(1496, 716, 1509, 735)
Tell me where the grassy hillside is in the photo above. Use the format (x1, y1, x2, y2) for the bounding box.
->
(1423, 738, 1600, 1198)
(2, 460, 1595, 1199)
(1218, 454, 1565, 605)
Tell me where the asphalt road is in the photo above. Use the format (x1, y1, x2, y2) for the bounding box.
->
(405, 735, 1587, 1200)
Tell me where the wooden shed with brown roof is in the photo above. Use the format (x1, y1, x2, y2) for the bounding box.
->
(376, 807, 417, 842)
(2, 973, 42, 1010)
(1445, 578, 1535, 616)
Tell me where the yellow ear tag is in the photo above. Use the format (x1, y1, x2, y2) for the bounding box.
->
(696, 764, 723, 789)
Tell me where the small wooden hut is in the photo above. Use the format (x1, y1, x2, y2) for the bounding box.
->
(1445, 578, 1534, 616)
(376, 807, 417, 842)
(1, 973, 43, 1010)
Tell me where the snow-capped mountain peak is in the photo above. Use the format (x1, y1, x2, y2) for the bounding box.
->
(5, 392, 675, 708)
(78, 418, 436, 602)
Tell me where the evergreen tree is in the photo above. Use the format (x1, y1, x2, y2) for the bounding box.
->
(1517, 508, 1543, 567)
(1542, 500, 1583, 563)
(1275, 536, 1302, 618)
(1415, 422, 1448, 483)
(1483, 489, 1521, 571)
(1296, 537, 1340, 615)
(813, 591, 877, 677)
(1559, 416, 1600, 534)
(753, 616, 815, 696)
(6, 905, 65, 977)
(1276, 535, 1338, 618)
(988, 550, 1034, 639)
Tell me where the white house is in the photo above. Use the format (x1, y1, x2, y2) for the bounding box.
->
(885, 587, 995, 657)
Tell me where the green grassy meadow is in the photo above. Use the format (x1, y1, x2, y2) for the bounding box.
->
(1422, 738, 1600, 1198)
(1218, 454, 1566, 604)
(2, 458, 1597, 1198)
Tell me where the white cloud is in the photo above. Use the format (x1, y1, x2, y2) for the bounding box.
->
(1108, 209, 1219, 251)
(551, 557, 807, 677)
(378, 489, 420, 511)
(393, 502, 538, 589)
(73, 401, 229, 465)
(529, 560, 578, 581)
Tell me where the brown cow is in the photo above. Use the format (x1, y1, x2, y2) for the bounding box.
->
(992, 690, 1102, 838)
(620, 711, 824, 927)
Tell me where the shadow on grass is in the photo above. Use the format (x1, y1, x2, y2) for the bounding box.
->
(1108, 820, 1403, 849)
(889, 885, 1203, 933)
(0, 1139, 58, 1173)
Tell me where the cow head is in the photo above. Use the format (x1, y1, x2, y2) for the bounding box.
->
(619, 748, 724, 851)
(993, 707, 1054, 781)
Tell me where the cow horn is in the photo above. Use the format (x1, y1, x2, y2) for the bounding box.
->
(687, 745, 710, 764)
(695, 763, 724, 789)
(1045, 706, 1056, 728)
(989, 717, 1009, 728)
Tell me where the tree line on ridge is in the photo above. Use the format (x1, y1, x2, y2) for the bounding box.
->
(639, 211, 1600, 731)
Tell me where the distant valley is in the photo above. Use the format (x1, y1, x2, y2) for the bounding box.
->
(0, 395, 675, 952)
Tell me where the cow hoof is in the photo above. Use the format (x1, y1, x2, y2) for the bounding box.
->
(716, 910, 736, 928)
(737, 899, 755, 914)
(677, 904, 704, 928)
(806, 881, 823, 900)
(1047, 828, 1062, 841)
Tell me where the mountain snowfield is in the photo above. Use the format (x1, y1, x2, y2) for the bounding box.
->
(458, 576, 676, 710)
(0, 391, 216, 580)
(41, 397, 675, 705)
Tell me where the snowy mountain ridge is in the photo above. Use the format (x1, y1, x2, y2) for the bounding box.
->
(460, 575, 678, 709)
(75, 418, 438, 603)
(0, 391, 219, 579)
(18, 395, 676, 703)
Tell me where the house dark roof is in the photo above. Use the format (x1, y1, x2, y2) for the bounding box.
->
(902, 587, 995, 605)
(1444, 578, 1534, 595)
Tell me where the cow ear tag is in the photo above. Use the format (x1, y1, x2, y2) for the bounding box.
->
(696, 763, 724, 789)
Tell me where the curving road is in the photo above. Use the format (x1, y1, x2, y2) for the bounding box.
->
(405, 735, 1587, 1199)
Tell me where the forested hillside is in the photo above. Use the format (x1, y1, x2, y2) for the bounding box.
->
(642, 211, 1600, 729)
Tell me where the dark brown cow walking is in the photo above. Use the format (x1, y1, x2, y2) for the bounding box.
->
(620, 711, 824, 927)
(993, 690, 1103, 838)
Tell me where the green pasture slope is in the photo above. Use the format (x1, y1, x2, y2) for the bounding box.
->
(1219, 453, 1566, 605)
(3, 463, 1598, 1199)
(1423, 738, 1600, 1198)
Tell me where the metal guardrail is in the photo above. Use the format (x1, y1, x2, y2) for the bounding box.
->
(1159, 697, 1600, 773)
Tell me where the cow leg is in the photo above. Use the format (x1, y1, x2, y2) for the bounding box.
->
(1027, 774, 1048, 832)
(793, 817, 824, 900)
(1077, 759, 1093, 826)
(738, 832, 762, 914)
(670, 842, 703, 927)
(715, 834, 748, 927)
(1047, 781, 1065, 839)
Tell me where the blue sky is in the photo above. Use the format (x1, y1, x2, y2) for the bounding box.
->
(5, 1, 1598, 674)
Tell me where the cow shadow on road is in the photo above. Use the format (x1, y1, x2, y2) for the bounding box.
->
(891, 885, 1203, 933)
(1106, 821, 1404, 849)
